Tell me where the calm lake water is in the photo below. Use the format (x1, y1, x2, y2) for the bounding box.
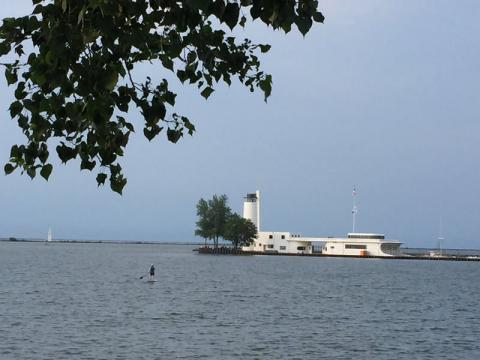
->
(1, 242, 479, 359)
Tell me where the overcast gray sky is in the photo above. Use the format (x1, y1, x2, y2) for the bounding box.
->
(1, 1, 479, 248)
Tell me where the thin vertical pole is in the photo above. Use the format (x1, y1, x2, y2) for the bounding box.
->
(256, 190, 260, 232)
(352, 186, 357, 233)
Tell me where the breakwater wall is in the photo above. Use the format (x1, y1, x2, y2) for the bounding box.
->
(197, 247, 480, 261)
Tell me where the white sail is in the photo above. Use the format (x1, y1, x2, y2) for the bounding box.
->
(429, 218, 445, 257)
(47, 227, 52, 242)
(437, 218, 444, 256)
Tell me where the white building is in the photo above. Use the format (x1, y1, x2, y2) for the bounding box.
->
(320, 233, 403, 257)
(241, 191, 403, 257)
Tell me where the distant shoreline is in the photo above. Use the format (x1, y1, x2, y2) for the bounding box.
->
(0, 238, 203, 246)
(197, 247, 480, 261)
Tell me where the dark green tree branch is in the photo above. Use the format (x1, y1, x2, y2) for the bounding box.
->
(0, 0, 324, 193)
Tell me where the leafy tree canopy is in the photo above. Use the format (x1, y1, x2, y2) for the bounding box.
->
(224, 212, 257, 249)
(0, 0, 324, 193)
(195, 194, 231, 248)
(195, 197, 213, 244)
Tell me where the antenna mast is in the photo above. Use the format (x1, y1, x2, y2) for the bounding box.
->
(352, 186, 358, 233)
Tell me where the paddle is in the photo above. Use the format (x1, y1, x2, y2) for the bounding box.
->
(140, 265, 155, 280)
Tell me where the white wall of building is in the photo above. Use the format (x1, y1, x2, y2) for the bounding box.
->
(243, 232, 313, 254)
(321, 239, 402, 256)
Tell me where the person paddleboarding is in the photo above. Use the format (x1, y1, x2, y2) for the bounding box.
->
(148, 264, 155, 281)
(139, 264, 156, 281)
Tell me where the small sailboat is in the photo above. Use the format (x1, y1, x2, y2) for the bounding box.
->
(429, 219, 445, 257)
(47, 227, 53, 243)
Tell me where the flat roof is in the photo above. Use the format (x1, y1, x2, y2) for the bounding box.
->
(347, 233, 385, 236)
(296, 237, 401, 244)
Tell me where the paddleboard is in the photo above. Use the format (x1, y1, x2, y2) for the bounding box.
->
(146, 279, 157, 283)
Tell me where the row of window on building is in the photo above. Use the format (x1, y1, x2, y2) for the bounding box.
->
(258, 244, 303, 251)
(323, 244, 368, 251)
(266, 234, 302, 240)
(345, 244, 367, 249)
(268, 234, 287, 239)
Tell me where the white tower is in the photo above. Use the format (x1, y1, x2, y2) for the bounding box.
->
(243, 190, 261, 231)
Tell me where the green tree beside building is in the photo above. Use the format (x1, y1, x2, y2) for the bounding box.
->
(224, 213, 257, 250)
(195, 194, 257, 251)
(195, 194, 231, 249)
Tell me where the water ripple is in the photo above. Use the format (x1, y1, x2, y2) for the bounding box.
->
(0, 242, 479, 359)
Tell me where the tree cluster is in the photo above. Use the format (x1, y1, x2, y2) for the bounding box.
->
(195, 194, 257, 249)
(0, 0, 324, 193)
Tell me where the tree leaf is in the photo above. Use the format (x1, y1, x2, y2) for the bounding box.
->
(110, 175, 127, 195)
(80, 159, 96, 171)
(4, 163, 15, 175)
(96, 173, 107, 186)
(143, 125, 161, 141)
(210, 0, 226, 18)
(222, 3, 240, 30)
(259, 44, 271, 53)
(26, 166, 36, 179)
(167, 128, 182, 143)
(56, 145, 77, 163)
(9, 101, 22, 118)
(295, 16, 313, 36)
(5, 68, 17, 85)
(200, 86, 214, 99)
(259, 74, 272, 101)
(40, 164, 53, 180)
(313, 12, 325, 23)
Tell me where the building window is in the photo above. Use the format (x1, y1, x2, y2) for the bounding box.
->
(297, 246, 305, 251)
(281, 235, 285, 239)
(280, 246, 286, 250)
(348, 234, 384, 240)
(267, 244, 274, 249)
(259, 243, 262, 246)
(330, 246, 334, 249)
(345, 244, 367, 249)
(269, 235, 273, 239)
